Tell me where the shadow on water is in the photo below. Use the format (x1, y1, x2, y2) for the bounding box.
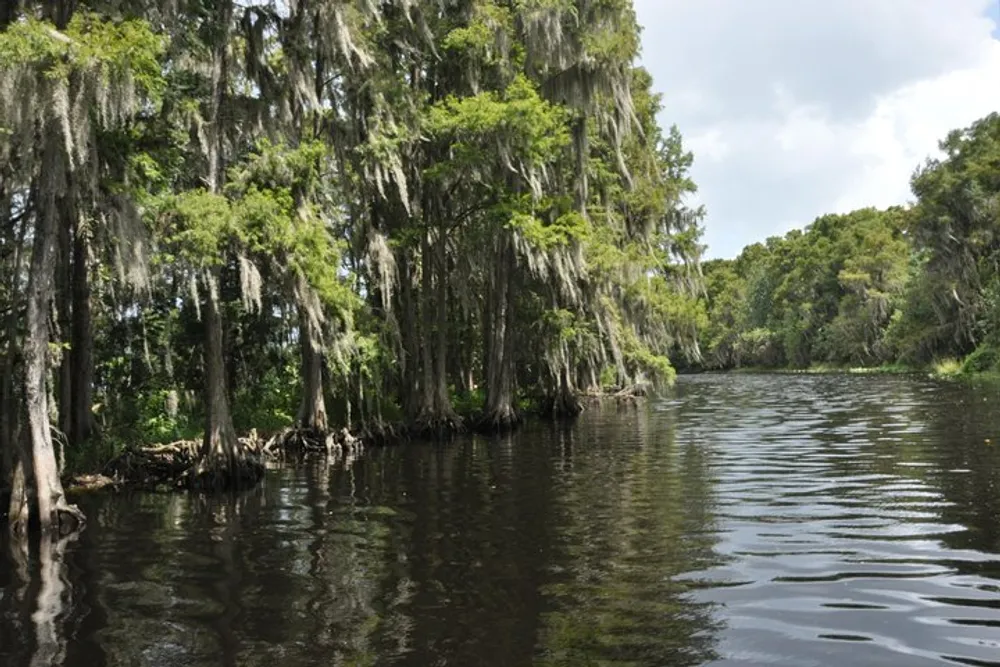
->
(4, 374, 1000, 665)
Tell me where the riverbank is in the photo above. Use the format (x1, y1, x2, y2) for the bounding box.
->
(685, 357, 1000, 380)
(57, 389, 648, 495)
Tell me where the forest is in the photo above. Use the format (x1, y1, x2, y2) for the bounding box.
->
(699, 112, 1000, 375)
(2, 0, 999, 537)
(0, 0, 706, 532)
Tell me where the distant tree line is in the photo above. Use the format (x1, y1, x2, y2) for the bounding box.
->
(698, 112, 1000, 374)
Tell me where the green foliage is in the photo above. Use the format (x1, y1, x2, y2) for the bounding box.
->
(2, 0, 712, 474)
(158, 190, 234, 266)
(424, 74, 571, 184)
(701, 207, 911, 370)
(699, 113, 1000, 374)
(961, 341, 1000, 374)
(135, 390, 202, 444)
(0, 13, 165, 93)
(450, 387, 487, 419)
(232, 364, 299, 433)
(511, 208, 589, 250)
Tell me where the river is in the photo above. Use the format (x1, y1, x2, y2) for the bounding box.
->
(2, 374, 1000, 666)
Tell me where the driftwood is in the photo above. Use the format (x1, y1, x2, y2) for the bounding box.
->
(577, 384, 651, 411)
(65, 473, 119, 493)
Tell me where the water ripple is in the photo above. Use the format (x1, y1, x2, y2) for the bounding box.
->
(677, 374, 1000, 667)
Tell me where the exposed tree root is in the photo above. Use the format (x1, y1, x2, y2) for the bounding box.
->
(411, 413, 465, 440)
(262, 426, 363, 459)
(473, 406, 522, 435)
(569, 384, 651, 413)
(356, 421, 407, 447)
(182, 449, 265, 491)
(104, 440, 201, 488)
(613, 383, 651, 411)
(51, 502, 86, 537)
(542, 390, 584, 420)
(615, 382, 652, 398)
(102, 436, 265, 491)
(615, 394, 642, 411)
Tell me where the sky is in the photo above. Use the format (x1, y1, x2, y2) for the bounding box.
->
(633, 0, 1000, 259)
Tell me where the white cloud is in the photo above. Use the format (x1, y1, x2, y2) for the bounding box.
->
(634, 0, 1000, 258)
(686, 128, 731, 163)
(835, 45, 1000, 213)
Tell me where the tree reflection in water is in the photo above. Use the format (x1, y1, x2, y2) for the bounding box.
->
(535, 408, 724, 667)
(1, 406, 729, 666)
(0, 530, 78, 667)
(30, 533, 77, 667)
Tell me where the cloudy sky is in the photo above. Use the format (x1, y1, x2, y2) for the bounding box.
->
(633, 0, 1000, 259)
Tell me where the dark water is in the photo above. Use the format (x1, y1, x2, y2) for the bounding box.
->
(3, 374, 1000, 666)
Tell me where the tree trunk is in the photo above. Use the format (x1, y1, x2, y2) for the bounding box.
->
(56, 198, 72, 440)
(200, 268, 239, 466)
(583, 361, 600, 394)
(1, 178, 27, 519)
(433, 226, 457, 421)
(483, 237, 519, 431)
(188, 0, 261, 487)
(296, 306, 328, 431)
(1, 226, 14, 496)
(69, 226, 94, 446)
(0, 360, 11, 493)
(417, 230, 435, 422)
(547, 362, 583, 419)
(0, 344, 16, 513)
(397, 250, 421, 419)
(23, 135, 82, 534)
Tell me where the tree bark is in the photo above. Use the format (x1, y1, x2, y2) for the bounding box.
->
(69, 225, 94, 446)
(412, 227, 459, 434)
(547, 362, 583, 418)
(417, 230, 435, 421)
(296, 306, 328, 431)
(397, 250, 421, 419)
(200, 268, 239, 465)
(483, 237, 518, 430)
(2, 162, 28, 523)
(0, 358, 12, 493)
(23, 135, 82, 534)
(56, 197, 72, 440)
(433, 225, 457, 420)
(7, 455, 29, 533)
(1, 198, 18, 496)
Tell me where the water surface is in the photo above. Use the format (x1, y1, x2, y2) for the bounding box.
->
(3, 374, 1000, 666)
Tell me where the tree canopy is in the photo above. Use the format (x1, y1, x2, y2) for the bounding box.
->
(1, 0, 706, 531)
